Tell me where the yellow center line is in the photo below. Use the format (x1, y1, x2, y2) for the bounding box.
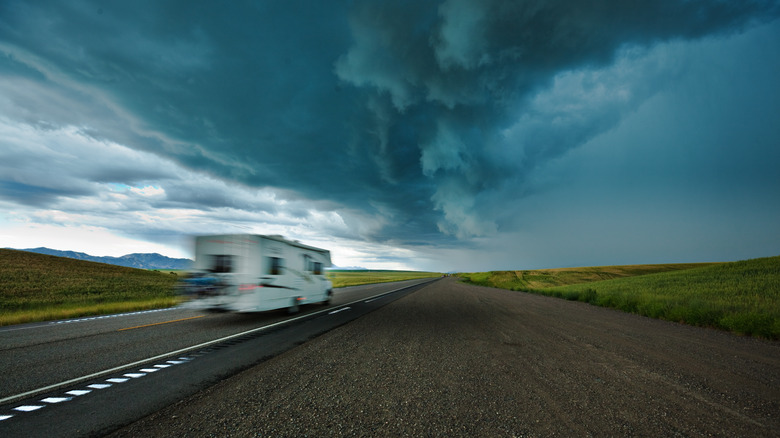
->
(118, 315, 206, 331)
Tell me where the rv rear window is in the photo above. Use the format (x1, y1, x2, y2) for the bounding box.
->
(211, 255, 232, 273)
(267, 257, 284, 275)
(313, 262, 323, 275)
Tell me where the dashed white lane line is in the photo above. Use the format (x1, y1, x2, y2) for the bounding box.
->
(51, 308, 177, 325)
(106, 378, 129, 383)
(41, 397, 72, 404)
(13, 405, 44, 412)
(1, 357, 193, 422)
(124, 373, 146, 378)
(328, 306, 351, 315)
(0, 308, 179, 334)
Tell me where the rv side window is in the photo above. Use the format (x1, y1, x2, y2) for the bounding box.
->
(301, 255, 322, 274)
(210, 255, 232, 273)
(267, 257, 284, 275)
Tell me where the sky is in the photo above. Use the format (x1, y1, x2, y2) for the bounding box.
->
(1, 0, 778, 272)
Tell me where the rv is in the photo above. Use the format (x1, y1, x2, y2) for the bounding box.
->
(179, 234, 333, 313)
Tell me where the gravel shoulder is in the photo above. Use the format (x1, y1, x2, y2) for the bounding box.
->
(110, 278, 779, 437)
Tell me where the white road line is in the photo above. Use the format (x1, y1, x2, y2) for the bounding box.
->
(0, 308, 180, 333)
(106, 378, 129, 383)
(0, 279, 436, 406)
(328, 307, 351, 315)
(123, 373, 146, 378)
(1, 360, 189, 420)
(52, 308, 177, 325)
(14, 405, 44, 412)
(41, 397, 71, 404)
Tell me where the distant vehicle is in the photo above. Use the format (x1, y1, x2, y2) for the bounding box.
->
(179, 234, 333, 313)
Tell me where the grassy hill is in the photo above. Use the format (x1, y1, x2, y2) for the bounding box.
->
(0, 248, 179, 326)
(460, 257, 780, 339)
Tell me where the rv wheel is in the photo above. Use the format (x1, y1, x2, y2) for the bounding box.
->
(288, 298, 300, 314)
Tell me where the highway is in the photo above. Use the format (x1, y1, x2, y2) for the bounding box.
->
(119, 278, 778, 437)
(0, 278, 437, 436)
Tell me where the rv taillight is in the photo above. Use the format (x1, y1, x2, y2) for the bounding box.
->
(239, 284, 257, 293)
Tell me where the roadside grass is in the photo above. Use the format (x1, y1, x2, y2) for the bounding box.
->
(545, 257, 780, 339)
(152, 269, 186, 275)
(460, 263, 717, 291)
(0, 249, 179, 326)
(460, 256, 780, 339)
(0, 298, 181, 326)
(327, 270, 441, 288)
(460, 256, 780, 340)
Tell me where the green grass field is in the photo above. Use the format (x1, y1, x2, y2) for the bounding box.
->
(327, 270, 441, 288)
(0, 249, 180, 326)
(460, 263, 717, 291)
(460, 256, 780, 339)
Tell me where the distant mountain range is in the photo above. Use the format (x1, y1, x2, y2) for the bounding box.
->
(15, 247, 193, 270)
(11, 247, 374, 271)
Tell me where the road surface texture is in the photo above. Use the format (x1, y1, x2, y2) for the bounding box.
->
(0, 279, 431, 404)
(110, 277, 779, 437)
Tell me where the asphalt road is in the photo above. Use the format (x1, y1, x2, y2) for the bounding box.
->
(109, 277, 779, 437)
(0, 278, 435, 436)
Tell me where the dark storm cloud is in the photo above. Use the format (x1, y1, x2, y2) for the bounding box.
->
(1, 0, 777, 245)
(0, 180, 89, 207)
(334, 0, 778, 238)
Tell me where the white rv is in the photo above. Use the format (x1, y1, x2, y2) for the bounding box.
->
(180, 234, 333, 313)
